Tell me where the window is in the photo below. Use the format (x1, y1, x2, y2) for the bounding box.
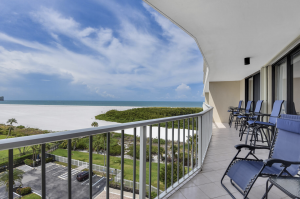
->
(248, 77, 253, 101)
(245, 72, 260, 111)
(292, 51, 300, 114)
(274, 59, 287, 113)
(272, 43, 300, 115)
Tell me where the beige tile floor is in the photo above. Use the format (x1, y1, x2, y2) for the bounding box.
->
(168, 123, 290, 199)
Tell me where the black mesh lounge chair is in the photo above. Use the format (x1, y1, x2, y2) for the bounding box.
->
(228, 100, 243, 127)
(235, 101, 253, 130)
(238, 100, 263, 139)
(221, 115, 300, 199)
(242, 100, 284, 147)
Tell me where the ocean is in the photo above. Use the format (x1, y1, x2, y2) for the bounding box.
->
(0, 100, 203, 107)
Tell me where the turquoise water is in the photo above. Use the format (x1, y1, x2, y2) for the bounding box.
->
(0, 100, 203, 107)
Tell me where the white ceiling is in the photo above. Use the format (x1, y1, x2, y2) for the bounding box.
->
(144, 0, 300, 88)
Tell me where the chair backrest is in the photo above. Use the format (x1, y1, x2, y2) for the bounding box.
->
(245, 101, 252, 113)
(254, 100, 263, 113)
(269, 100, 284, 124)
(238, 100, 243, 110)
(271, 117, 300, 175)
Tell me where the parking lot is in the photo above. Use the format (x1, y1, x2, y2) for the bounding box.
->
(0, 162, 107, 199)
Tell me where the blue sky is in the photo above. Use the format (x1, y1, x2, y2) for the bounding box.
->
(0, 0, 204, 101)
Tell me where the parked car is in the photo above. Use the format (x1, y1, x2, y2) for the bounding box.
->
(76, 171, 93, 182)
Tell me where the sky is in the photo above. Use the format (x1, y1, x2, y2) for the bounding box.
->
(0, 0, 204, 101)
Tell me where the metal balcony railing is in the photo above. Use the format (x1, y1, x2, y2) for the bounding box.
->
(0, 104, 213, 199)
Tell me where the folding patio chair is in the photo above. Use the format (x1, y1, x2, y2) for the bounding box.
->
(228, 100, 243, 127)
(221, 115, 300, 199)
(242, 100, 284, 147)
(235, 100, 253, 130)
(238, 100, 263, 139)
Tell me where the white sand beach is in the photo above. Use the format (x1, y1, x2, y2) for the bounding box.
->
(0, 104, 193, 141)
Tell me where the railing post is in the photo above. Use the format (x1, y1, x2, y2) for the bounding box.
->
(198, 116, 202, 167)
(8, 149, 13, 199)
(139, 126, 147, 199)
(41, 144, 46, 199)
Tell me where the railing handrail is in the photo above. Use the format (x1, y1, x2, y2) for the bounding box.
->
(0, 105, 213, 152)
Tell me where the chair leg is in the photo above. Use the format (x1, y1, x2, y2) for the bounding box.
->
(262, 183, 273, 199)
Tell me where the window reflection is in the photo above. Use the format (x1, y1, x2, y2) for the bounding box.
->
(293, 51, 300, 115)
(275, 59, 287, 114)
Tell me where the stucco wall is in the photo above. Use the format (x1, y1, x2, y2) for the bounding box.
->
(209, 81, 241, 123)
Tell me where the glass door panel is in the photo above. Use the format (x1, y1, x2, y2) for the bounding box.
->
(275, 59, 287, 113)
(293, 51, 300, 115)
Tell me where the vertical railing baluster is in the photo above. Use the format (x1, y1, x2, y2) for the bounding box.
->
(149, 125, 152, 197)
(171, 121, 174, 187)
(106, 132, 110, 199)
(187, 118, 190, 174)
(121, 130, 124, 199)
(164, 122, 168, 191)
(157, 124, 160, 199)
(133, 128, 136, 199)
(183, 119, 185, 176)
(68, 139, 72, 199)
(192, 117, 194, 170)
(89, 136, 93, 199)
(201, 116, 203, 164)
(196, 117, 198, 168)
(177, 120, 180, 182)
(41, 144, 46, 199)
(8, 149, 13, 199)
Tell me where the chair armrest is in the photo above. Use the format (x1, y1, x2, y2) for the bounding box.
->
(235, 144, 269, 150)
(264, 158, 300, 167)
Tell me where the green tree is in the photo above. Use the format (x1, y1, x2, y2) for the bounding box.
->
(91, 121, 99, 127)
(6, 118, 17, 138)
(30, 145, 40, 164)
(72, 138, 80, 151)
(0, 169, 24, 192)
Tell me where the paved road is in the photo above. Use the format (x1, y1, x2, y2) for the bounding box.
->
(0, 163, 107, 199)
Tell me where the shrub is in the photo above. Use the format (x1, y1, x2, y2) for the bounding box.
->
(0, 154, 33, 168)
(160, 163, 184, 187)
(110, 145, 121, 156)
(16, 187, 32, 196)
(152, 138, 165, 144)
(24, 159, 33, 166)
(16, 125, 25, 129)
(45, 157, 53, 163)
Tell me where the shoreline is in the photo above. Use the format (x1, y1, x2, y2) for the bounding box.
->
(0, 104, 137, 131)
(0, 104, 194, 141)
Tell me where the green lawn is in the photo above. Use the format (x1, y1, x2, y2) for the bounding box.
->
(21, 193, 41, 199)
(0, 135, 32, 160)
(51, 149, 165, 190)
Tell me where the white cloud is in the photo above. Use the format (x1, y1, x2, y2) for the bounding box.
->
(0, 2, 203, 99)
(175, 83, 191, 92)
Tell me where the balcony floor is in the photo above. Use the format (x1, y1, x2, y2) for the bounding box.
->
(168, 123, 290, 199)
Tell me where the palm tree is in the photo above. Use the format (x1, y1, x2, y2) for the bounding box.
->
(71, 138, 80, 151)
(91, 121, 98, 127)
(6, 118, 17, 138)
(0, 169, 24, 192)
(30, 145, 40, 166)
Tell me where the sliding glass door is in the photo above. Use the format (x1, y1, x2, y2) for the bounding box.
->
(274, 59, 287, 114)
(245, 72, 260, 111)
(292, 51, 300, 115)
